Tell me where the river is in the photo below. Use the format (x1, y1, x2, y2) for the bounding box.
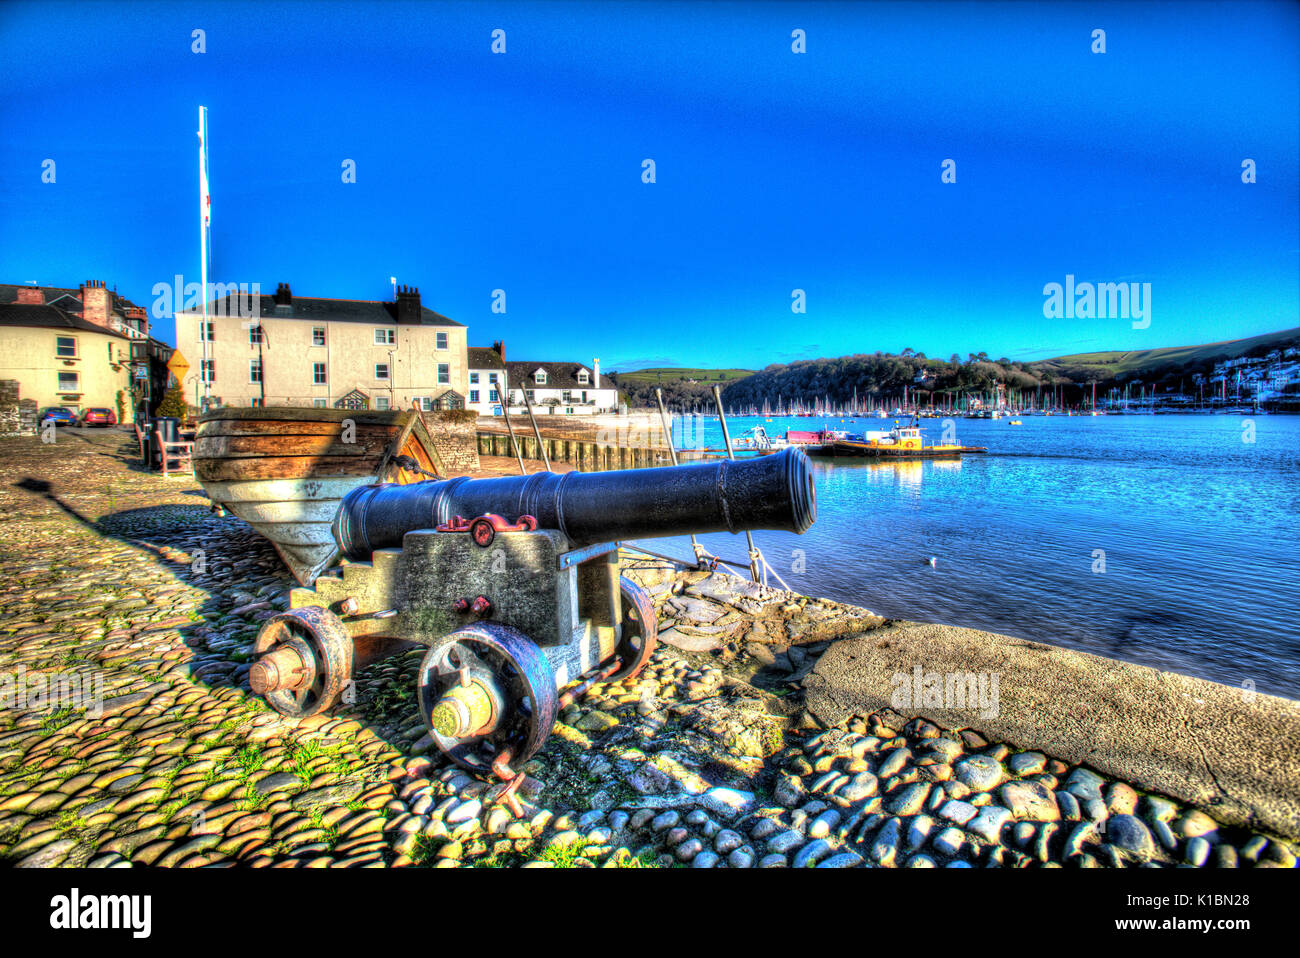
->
(635, 412, 1300, 699)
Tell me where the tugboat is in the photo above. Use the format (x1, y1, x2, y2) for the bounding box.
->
(807, 418, 986, 459)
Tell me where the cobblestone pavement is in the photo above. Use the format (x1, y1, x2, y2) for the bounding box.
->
(0, 429, 1294, 868)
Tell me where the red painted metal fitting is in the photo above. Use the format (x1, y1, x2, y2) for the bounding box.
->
(471, 595, 493, 616)
(452, 597, 471, 613)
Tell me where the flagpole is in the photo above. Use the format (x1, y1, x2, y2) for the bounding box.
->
(198, 105, 210, 408)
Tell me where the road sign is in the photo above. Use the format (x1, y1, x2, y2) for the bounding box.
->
(134, 367, 149, 381)
(167, 350, 190, 380)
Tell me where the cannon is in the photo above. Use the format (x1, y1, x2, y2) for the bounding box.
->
(250, 448, 816, 795)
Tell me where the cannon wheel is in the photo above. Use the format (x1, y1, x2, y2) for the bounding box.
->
(606, 577, 658, 682)
(253, 606, 354, 718)
(416, 623, 559, 774)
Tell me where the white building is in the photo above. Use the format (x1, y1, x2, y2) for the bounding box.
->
(466, 343, 508, 415)
(503, 358, 618, 415)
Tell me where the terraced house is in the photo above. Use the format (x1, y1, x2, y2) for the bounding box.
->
(174, 283, 469, 412)
(0, 281, 151, 423)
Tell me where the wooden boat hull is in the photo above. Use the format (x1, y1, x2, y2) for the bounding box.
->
(194, 407, 442, 585)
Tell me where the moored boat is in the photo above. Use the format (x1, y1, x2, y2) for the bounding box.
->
(194, 406, 443, 585)
(807, 419, 986, 459)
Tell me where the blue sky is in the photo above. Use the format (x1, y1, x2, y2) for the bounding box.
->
(1, 0, 1296, 370)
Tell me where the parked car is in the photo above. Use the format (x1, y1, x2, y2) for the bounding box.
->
(79, 407, 117, 427)
(39, 407, 77, 426)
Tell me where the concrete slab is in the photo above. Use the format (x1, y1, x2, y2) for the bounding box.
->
(802, 621, 1300, 840)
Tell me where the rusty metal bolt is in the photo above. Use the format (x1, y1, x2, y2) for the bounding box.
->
(339, 596, 360, 616)
(453, 597, 471, 613)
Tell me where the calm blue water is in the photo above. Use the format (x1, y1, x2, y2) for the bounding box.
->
(638, 413, 1300, 699)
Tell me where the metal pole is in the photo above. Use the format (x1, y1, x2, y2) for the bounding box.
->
(656, 388, 703, 567)
(711, 384, 761, 583)
(521, 385, 551, 471)
(499, 385, 527, 475)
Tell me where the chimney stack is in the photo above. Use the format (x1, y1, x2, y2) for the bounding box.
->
(593, 358, 600, 388)
(492, 340, 505, 362)
(16, 286, 43, 305)
(396, 284, 422, 325)
(80, 280, 112, 329)
(274, 283, 293, 307)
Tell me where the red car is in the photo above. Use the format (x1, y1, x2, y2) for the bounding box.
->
(79, 407, 117, 427)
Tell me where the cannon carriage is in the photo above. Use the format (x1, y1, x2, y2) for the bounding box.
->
(249, 448, 817, 795)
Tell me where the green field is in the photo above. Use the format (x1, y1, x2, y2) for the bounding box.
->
(610, 367, 755, 383)
(1031, 327, 1300, 378)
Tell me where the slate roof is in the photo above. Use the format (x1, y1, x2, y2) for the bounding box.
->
(0, 284, 144, 314)
(467, 347, 506, 370)
(0, 302, 130, 339)
(185, 292, 464, 328)
(504, 361, 609, 391)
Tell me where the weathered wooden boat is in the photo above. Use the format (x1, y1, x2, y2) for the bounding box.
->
(194, 407, 443, 585)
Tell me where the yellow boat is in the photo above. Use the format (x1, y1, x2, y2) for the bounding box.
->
(808, 419, 986, 459)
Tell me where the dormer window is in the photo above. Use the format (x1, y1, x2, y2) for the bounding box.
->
(534, 369, 547, 385)
(577, 369, 589, 385)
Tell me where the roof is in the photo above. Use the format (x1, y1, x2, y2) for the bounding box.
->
(467, 347, 506, 370)
(182, 291, 464, 328)
(0, 302, 130, 339)
(0, 284, 144, 314)
(504, 361, 609, 391)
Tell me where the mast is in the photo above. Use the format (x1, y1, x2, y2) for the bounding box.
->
(198, 105, 211, 408)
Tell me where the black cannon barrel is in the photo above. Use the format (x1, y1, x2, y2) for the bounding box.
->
(334, 447, 816, 559)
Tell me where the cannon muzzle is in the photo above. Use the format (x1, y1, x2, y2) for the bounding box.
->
(334, 446, 816, 559)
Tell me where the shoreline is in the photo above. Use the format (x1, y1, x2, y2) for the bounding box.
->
(621, 556, 1300, 844)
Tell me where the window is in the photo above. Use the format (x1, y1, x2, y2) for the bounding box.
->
(436, 332, 448, 350)
(249, 324, 265, 345)
(250, 398, 264, 409)
(57, 371, 79, 392)
(375, 396, 390, 411)
(55, 336, 77, 358)
(312, 398, 328, 408)
(578, 370, 588, 384)
(488, 373, 498, 384)
(201, 321, 214, 341)
(562, 391, 572, 403)
(469, 372, 480, 385)
(581, 391, 588, 403)
(312, 327, 326, 346)
(438, 363, 449, 385)
(375, 364, 389, 380)
(374, 329, 395, 345)
(313, 363, 327, 385)
(201, 359, 215, 383)
(525, 389, 535, 402)
(417, 397, 432, 411)
(489, 389, 498, 402)
(469, 390, 480, 403)
(250, 359, 262, 383)
(535, 370, 547, 385)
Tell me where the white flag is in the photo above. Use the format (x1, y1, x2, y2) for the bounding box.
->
(198, 107, 211, 230)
